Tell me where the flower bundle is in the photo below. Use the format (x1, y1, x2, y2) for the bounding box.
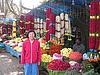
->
(69, 52, 82, 61)
(41, 48, 47, 54)
(40, 43, 46, 50)
(69, 62, 82, 72)
(42, 54, 53, 62)
(49, 40, 56, 44)
(49, 44, 62, 55)
(61, 48, 73, 57)
(48, 59, 70, 71)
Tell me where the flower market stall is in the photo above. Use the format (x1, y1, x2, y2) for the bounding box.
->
(1, 0, 100, 75)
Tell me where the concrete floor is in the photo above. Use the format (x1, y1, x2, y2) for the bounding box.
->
(0, 49, 24, 75)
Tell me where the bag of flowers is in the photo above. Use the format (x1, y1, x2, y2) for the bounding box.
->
(53, 53, 63, 60)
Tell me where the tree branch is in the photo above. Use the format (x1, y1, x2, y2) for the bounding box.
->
(5, 0, 18, 16)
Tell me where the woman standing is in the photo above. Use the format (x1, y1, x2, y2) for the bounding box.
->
(21, 30, 41, 75)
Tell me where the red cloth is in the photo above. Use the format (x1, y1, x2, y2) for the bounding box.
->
(21, 39, 41, 64)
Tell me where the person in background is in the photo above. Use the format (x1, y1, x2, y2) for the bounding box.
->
(73, 38, 85, 54)
(21, 30, 41, 75)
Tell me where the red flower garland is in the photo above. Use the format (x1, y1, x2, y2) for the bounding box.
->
(89, 1, 100, 50)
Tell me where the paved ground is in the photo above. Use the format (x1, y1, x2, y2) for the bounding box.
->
(0, 49, 24, 75)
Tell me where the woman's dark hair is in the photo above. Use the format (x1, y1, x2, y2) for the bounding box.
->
(26, 30, 36, 38)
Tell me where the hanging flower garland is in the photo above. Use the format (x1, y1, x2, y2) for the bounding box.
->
(89, 1, 100, 50)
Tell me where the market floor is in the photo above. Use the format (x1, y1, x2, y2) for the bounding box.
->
(0, 49, 24, 75)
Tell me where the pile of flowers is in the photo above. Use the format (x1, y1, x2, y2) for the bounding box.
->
(49, 44, 62, 55)
(61, 48, 73, 57)
(82, 61, 94, 72)
(41, 48, 47, 54)
(48, 59, 70, 71)
(42, 54, 53, 62)
(49, 40, 56, 44)
(3, 38, 26, 53)
(69, 61, 82, 72)
(69, 52, 82, 61)
(83, 50, 100, 62)
(1, 34, 12, 41)
(39, 38, 46, 50)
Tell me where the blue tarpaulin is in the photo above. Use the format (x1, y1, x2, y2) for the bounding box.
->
(63, 0, 72, 3)
(5, 44, 21, 58)
(32, 2, 71, 17)
(0, 43, 5, 48)
(0, 18, 16, 23)
(62, 0, 86, 5)
(31, 0, 88, 19)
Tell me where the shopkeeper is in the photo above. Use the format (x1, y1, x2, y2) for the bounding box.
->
(73, 38, 85, 54)
(21, 30, 41, 75)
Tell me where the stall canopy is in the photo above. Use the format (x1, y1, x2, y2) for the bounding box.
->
(31, 0, 92, 19)
(51, 0, 87, 5)
(32, 2, 71, 19)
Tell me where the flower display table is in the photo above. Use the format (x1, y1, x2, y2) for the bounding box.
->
(48, 70, 82, 75)
(48, 70, 66, 75)
(5, 44, 21, 58)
